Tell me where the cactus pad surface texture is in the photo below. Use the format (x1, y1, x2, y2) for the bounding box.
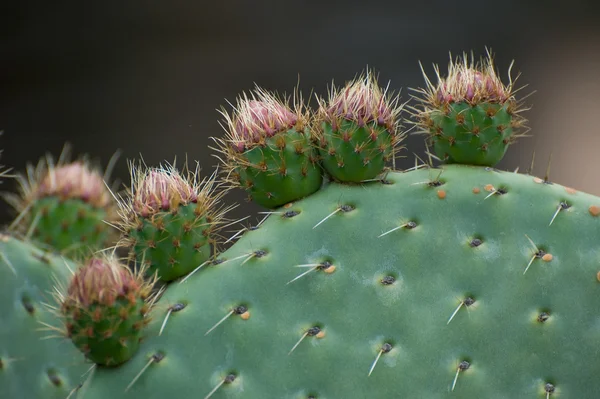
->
(0, 235, 88, 399)
(80, 164, 600, 398)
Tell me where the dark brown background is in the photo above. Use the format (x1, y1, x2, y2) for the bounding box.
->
(1, 1, 599, 225)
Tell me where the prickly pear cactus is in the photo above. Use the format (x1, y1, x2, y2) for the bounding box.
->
(3, 51, 600, 399)
(5, 154, 118, 257)
(215, 87, 322, 209)
(0, 235, 88, 399)
(116, 163, 230, 282)
(71, 164, 600, 398)
(61, 256, 156, 366)
(316, 70, 403, 182)
(413, 52, 526, 166)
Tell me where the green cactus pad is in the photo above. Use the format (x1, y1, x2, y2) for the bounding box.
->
(234, 129, 322, 208)
(78, 165, 600, 398)
(319, 120, 394, 182)
(428, 101, 514, 166)
(127, 203, 212, 282)
(29, 197, 111, 257)
(0, 235, 88, 399)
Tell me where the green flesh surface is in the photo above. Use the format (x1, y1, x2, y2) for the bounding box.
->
(0, 237, 88, 399)
(129, 203, 211, 282)
(430, 102, 513, 166)
(81, 165, 600, 398)
(320, 120, 393, 182)
(237, 129, 322, 208)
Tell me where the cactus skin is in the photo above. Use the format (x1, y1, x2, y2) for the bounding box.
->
(415, 52, 525, 167)
(79, 165, 600, 398)
(316, 71, 403, 183)
(428, 101, 515, 166)
(217, 88, 322, 208)
(0, 235, 87, 399)
(127, 203, 213, 282)
(234, 130, 322, 208)
(61, 257, 154, 366)
(28, 197, 112, 255)
(6, 159, 116, 257)
(319, 119, 395, 182)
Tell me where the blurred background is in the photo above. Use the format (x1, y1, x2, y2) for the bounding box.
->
(1, 0, 599, 225)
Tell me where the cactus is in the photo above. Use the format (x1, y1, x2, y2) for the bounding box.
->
(316, 70, 404, 182)
(215, 87, 322, 208)
(412, 51, 527, 166)
(4, 152, 118, 257)
(58, 256, 156, 366)
(0, 235, 88, 399)
(116, 163, 231, 282)
(64, 163, 600, 398)
(2, 51, 600, 399)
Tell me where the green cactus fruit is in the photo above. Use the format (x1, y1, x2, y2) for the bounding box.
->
(60, 256, 156, 366)
(413, 52, 527, 167)
(5, 153, 117, 257)
(316, 70, 404, 182)
(215, 87, 322, 208)
(0, 234, 88, 399)
(117, 163, 230, 282)
(77, 165, 600, 398)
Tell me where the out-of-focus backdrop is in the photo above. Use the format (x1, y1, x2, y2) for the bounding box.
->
(1, 1, 599, 225)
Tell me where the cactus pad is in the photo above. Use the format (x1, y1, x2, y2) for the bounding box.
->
(0, 235, 87, 399)
(79, 165, 600, 398)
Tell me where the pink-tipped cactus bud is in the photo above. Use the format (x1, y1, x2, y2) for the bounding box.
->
(61, 256, 154, 366)
(414, 50, 527, 167)
(119, 162, 230, 282)
(6, 152, 118, 255)
(431, 54, 511, 106)
(316, 69, 404, 183)
(35, 161, 111, 208)
(132, 167, 198, 218)
(322, 71, 400, 132)
(66, 258, 146, 307)
(222, 87, 304, 153)
(214, 85, 321, 208)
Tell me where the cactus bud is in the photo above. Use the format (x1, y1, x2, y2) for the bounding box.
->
(316, 69, 404, 183)
(118, 163, 229, 282)
(6, 152, 117, 256)
(231, 99, 298, 152)
(132, 169, 198, 217)
(414, 51, 527, 166)
(61, 256, 155, 366)
(36, 162, 111, 208)
(215, 86, 322, 208)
